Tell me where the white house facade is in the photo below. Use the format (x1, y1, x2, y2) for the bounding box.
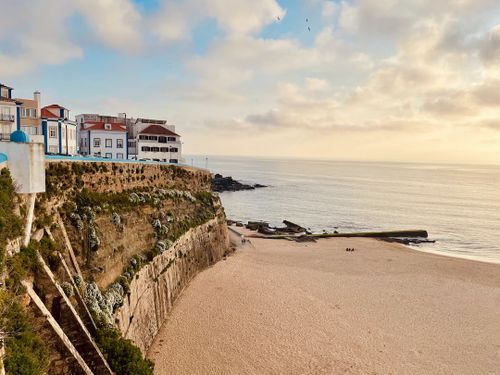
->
(41, 104, 78, 155)
(127, 118, 182, 163)
(79, 122, 128, 159)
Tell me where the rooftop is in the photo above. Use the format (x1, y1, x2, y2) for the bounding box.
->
(139, 125, 179, 136)
(84, 121, 127, 132)
(135, 118, 167, 125)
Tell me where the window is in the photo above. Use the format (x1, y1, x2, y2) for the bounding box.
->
(104, 123, 112, 130)
(169, 159, 178, 164)
(49, 126, 57, 138)
(105, 153, 112, 159)
(117, 139, 123, 148)
(141, 146, 150, 152)
(160, 147, 168, 152)
(158, 136, 167, 143)
(116, 153, 124, 159)
(151, 147, 160, 152)
(148, 136, 158, 141)
(139, 135, 148, 140)
(167, 137, 176, 142)
(170, 148, 178, 152)
(94, 138, 101, 147)
(21, 108, 36, 118)
(94, 152, 101, 157)
(105, 139, 112, 148)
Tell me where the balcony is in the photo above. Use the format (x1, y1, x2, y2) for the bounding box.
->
(0, 114, 15, 122)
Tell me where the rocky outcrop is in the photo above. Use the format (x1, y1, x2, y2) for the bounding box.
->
(115, 214, 230, 353)
(212, 173, 267, 192)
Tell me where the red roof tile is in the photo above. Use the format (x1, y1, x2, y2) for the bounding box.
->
(140, 125, 179, 136)
(41, 104, 67, 119)
(41, 107, 59, 118)
(85, 122, 127, 132)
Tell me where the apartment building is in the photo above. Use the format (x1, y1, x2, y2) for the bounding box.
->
(127, 118, 182, 163)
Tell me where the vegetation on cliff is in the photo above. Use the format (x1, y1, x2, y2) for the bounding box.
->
(96, 328, 154, 375)
(0, 169, 23, 269)
(2, 297, 48, 375)
(0, 170, 47, 374)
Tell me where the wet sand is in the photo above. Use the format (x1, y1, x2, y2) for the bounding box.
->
(148, 230, 500, 374)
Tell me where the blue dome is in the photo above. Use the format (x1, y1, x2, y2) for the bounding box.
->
(10, 130, 29, 143)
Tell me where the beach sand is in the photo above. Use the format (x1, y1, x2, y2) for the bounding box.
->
(148, 229, 500, 374)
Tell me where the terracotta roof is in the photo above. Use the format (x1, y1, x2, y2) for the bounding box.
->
(41, 104, 68, 119)
(140, 125, 179, 136)
(85, 122, 127, 132)
(44, 104, 66, 109)
(41, 107, 59, 118)
(15, 98, 37, 106)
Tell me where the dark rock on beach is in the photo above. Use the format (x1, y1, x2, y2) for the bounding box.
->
(212, 174, 267, 192)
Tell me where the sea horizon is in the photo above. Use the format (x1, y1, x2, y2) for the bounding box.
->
(188, 155, 500, 264)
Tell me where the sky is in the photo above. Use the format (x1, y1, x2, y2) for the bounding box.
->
(1, 0, 500, 164)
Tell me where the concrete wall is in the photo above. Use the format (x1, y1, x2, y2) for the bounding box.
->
(0, 142, 45, 193)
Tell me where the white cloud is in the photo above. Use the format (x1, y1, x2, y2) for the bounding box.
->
(76, 0, 143, 52)
(0, 0, 143, 77)
(151, 0, 285, 42)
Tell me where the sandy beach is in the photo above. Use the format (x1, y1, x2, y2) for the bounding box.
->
(148, 228, 500, 374)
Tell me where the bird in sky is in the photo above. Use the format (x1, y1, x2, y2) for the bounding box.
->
(308, 26, 311, 32)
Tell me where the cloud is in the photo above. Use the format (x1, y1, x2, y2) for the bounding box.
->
(0, 0, 143, 77)
(480, 25, 500, 66)
(151, 0, 284, 42)
(75, 0, 144, 52)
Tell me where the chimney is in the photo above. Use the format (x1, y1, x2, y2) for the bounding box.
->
(34, 91, 41, 117)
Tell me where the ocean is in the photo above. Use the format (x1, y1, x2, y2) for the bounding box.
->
(189, 155, 500, 264)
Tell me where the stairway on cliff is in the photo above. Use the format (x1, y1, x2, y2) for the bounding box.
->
(53, 296, 112, 375)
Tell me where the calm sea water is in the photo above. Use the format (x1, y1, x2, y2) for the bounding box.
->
(189, 156, 500, 263)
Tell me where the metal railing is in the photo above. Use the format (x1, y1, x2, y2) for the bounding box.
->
(0, 114, 15, 122)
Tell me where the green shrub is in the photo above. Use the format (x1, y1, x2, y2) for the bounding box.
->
(3, 301, 49, 375)
(96, 328, 154, 375)
(6, 242, 40, 291)
(0, 169, 23, 269)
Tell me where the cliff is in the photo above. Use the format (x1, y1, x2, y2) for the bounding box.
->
(116, 215, 229, 353)
(0, 161, 231, 374)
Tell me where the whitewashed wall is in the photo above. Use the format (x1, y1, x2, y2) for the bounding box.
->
(0, 142, 45, 193)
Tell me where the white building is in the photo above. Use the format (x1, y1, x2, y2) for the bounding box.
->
(127, 118, 182, 163)
(0, 83, 20, 141)
(79, 122, 128, 159)
(41, 104, 78, 155)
